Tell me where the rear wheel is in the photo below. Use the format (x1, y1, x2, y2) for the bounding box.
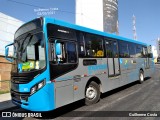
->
(85, 81, 100, 105)
(139, 70, 144, 84)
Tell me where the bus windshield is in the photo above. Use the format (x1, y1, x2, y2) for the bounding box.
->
(14, 32, 46, 73)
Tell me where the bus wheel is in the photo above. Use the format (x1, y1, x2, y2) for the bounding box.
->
(139, 70, 144, 84)
(85, 81, 100, 105)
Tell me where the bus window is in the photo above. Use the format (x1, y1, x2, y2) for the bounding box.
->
(106, 41, 113, 58)
(85, 34, 104, 57)
(128, 43, 136, 58)
(136, 45, 143, 58)
(119, 41, 129, 58)
(113, 41, 119, 58)
(106, 40, 119, 58)
(77, 32, 85, 57)
(51, 40, 77, 64)
(67, 42, 77, 63)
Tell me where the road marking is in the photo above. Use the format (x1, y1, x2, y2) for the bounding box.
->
(71, 80, 154, 120)
(94, 80, 154, 111)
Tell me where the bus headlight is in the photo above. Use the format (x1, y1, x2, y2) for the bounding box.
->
(31, 86, 37, 95)
(30, 79, 46, 95)
(38, 80, 45, 89)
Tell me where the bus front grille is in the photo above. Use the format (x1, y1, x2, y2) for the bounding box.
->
(11, 90, 30, 102)
(11, 76, 31, 84)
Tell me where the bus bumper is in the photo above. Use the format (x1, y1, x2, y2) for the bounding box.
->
(12, 83, 55, 111)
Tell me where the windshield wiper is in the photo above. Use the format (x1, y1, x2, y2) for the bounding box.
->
(20, 33, 33, 62)
(22, 33, 33, 53)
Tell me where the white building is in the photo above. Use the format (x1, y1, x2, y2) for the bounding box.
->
(0, 12, 24, 56)
(157, 38, 160, 57)
(75, 0, 118, 33)
(0, 13, 23, 81)
(152, 46, 158, 58)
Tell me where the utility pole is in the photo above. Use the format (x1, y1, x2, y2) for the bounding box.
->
(133, 15, 137, 40)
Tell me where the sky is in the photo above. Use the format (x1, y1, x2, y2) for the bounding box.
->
(0, 0, 160, 46)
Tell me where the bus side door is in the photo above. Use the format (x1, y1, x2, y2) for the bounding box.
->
(105, 40, 120, 77)
(143, 47, 150, 69)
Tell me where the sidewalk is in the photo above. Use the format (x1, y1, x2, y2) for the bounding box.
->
(0, 93, 16, 111)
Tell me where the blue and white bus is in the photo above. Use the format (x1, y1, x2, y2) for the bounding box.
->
(5, 17, 155, 111)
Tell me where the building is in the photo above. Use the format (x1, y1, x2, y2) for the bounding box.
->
(157, 38, 160, 57)
(75, 0, 118, 33)
(152, 46, 158, 58)
(0, 12, 23, 82)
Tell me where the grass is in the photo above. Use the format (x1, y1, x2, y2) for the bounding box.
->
(0, 90, 9, 94)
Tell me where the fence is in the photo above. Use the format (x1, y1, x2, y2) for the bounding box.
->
(0, 80, 10, 94)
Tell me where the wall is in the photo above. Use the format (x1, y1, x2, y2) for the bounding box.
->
(103, 0, 118, 33)
(0, 56, 12, 80)
(0, 12, 23, 82)
(75, 0, 118, 33)
(0, 12, 24, 56)
(75, 0, 103, 31)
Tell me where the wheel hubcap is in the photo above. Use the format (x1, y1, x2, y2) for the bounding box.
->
(86, 86, 97, 100)
(140, 73, 144, 81)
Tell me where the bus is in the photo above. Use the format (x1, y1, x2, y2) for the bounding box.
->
(5, 17, 155, 111)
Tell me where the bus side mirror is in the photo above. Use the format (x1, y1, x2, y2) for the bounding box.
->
(5, 47, 9, 57)
(5, 43, 14, 62)
(55, 43, 61, 55)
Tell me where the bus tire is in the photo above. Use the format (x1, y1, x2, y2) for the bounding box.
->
(139, 70, 144, 84)
(85, 81, 100, 105)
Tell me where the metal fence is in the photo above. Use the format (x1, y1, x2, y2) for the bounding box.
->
(0, 80, 10, 94)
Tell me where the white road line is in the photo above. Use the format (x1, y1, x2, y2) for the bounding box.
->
(71, 80, 154, 120)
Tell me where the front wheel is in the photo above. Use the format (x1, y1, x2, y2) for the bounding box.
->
(139, 70, 144, 84)
(85, 81, 100, 105)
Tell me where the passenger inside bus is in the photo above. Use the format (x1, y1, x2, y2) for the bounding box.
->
(96, 45, 104, 57)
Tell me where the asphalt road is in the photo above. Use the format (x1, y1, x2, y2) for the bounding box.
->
(2, 64, 160, 120)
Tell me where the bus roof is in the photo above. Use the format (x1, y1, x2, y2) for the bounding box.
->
(44, 17, 147, 46)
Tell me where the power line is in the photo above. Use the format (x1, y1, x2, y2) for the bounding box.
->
(1, 0, 79, 23)
(7, 0, 44, 8)
(56, 10, 80, 15)
(7, 0, 80, 15)
(5, 0, 103, 29)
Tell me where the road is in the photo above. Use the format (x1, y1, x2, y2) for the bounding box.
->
(1, 64, 160, 120)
